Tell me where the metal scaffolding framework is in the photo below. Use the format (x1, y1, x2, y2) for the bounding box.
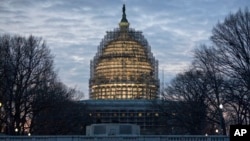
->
(89, 26, 159, 100)
(89, 4, 159, 100)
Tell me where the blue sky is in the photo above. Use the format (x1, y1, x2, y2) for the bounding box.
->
(0, 0, 249, 99)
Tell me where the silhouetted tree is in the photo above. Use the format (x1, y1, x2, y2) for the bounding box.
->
(193, 45, 227, 135)
(30, 81, 91, 135)
(156, 7, 250, 135)
(0, 34, 88, 135)
(211, 8, 250, 88)
(211, 8, 250, 125)
(31, 84, 90, 135)
(0, 34, 55, 135)
(161, 69, 209, 135)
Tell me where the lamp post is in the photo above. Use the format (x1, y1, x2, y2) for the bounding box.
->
(219, 104, 224, 135)
(215, 129, 219, 134)
(15, 128, 18, 135)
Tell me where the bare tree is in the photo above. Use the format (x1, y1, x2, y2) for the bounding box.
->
(211, 8, 250, 88)
(162, 69, 209, 135)
(157, 8, 250, 135)
(193, 45, 227, 135)
(224, 79, 250, 125)
(0, 34, 54, 135)
(211, 8, 250, 125)
(30, 81, 91, 135)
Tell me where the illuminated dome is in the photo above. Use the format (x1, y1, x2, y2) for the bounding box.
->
(89, 4, 159, 100)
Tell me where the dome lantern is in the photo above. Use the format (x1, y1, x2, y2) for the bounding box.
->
(119, 4, 129, 29)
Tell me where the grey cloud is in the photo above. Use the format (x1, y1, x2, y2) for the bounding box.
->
(1, 0, 249, 97)
(9, 0, 35, 8)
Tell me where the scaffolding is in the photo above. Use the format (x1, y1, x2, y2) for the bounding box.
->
(89, 25, 160, 100)
(89, 4, 159, 100)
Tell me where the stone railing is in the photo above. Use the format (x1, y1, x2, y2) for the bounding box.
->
(0, 135, 229, 141)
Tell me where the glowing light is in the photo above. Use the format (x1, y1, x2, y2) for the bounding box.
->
(219, 104, 223, 109)
(89, 21, 159, 100)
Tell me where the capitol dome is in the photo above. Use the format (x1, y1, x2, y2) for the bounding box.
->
(89, 4, 159, 100)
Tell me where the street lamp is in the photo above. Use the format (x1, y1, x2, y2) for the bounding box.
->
(219, 104, 223, 109)
(215, 129, 219, 134)
(219, 104, 224, 135)
(15, 128, 18, 132)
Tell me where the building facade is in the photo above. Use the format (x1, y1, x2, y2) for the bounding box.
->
(83, 100, 164, 134)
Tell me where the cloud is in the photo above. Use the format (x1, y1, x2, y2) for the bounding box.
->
(0, 0, 249, 98)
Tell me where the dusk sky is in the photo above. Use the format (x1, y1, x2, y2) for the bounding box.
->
(1, 0, 249, 99)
